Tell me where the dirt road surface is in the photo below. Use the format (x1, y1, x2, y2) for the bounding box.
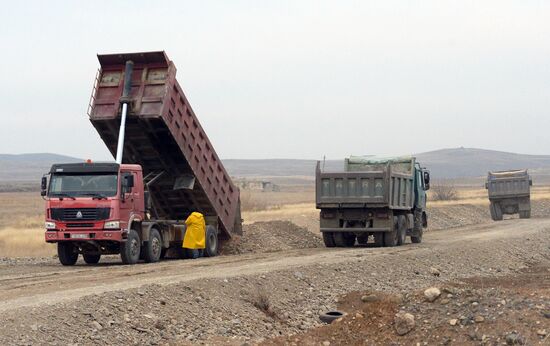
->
(1, 218, 549, 345)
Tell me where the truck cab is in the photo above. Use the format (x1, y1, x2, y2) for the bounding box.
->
(43, 162, 146, 264)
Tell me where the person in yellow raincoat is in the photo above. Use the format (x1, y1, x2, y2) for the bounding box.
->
(183, 212, 206, 259)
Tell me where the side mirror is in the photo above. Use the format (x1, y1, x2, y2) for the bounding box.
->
(423, 171, 430, 190)
(485, 182, 489, 189)
(40, 176, 48, 196)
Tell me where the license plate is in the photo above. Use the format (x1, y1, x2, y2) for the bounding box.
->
(70, 233, 88, 239)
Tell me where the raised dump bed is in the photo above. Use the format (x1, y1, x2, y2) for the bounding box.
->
(88, 51, 241, 238)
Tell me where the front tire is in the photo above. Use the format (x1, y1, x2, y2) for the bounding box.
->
(490, 203, 503, 221)
(83, 254, 101, 264)
(58, 242, 78, 266)
(121, 229, 141, 265)
(203, 225, 219, 257)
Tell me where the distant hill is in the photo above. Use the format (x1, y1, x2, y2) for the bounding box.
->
(0, 153, 81, 181)
(2, 148, 550, 183)
(416, 148, 550, 178)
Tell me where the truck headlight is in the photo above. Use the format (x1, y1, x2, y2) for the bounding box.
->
(104, 221, 120, 229)
(45, 221, 56, 229)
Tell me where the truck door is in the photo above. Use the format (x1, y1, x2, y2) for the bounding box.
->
(119, 171, 138, 226)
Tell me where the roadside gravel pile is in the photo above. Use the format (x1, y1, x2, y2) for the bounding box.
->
(221, 221, 323, 255)
(1, 220, 549, 345)
(427, 204, 489, 230)
(266, 265, 550, 345)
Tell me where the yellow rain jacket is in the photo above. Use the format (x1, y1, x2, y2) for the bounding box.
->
(183, 212, 206, 249)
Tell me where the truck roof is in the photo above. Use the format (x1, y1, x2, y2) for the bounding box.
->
(50, 162, 119, 174)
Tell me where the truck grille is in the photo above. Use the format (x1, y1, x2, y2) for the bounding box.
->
(50, 208, 110, 221)
(66, 223, 94, 228)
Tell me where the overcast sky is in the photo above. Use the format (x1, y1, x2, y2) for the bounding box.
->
(1, 1, 549, 160)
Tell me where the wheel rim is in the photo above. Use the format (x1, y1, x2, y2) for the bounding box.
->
(151, 237, 160, 258)
(209, 233, 217, 252)
(130, 238, 139, 257)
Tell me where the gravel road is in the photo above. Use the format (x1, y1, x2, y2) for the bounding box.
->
(1, 218, 549, 345)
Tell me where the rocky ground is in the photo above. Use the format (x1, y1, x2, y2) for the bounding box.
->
(0, 216, 549, 345)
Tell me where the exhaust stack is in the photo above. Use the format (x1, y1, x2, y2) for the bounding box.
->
(115, 60, 134, 164)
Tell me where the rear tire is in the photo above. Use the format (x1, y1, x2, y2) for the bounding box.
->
(143, 228, 162, 263)
(490, 203, 503, 221)
(121, 229, 141, 265)
(322, 232, 336, 247)
(83, 254, 101, 264)
(58, 243, 78, 266)
(397, 215, 406, 246)
(356, 234, 369, 245)
(203, 226, 219, 257)
(333, 232, 356, 247)
(383, 216, 399, 247)
(519, 210, 531, 219)
(374, 233, 384, 247)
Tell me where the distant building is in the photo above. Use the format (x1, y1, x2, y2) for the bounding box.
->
(234, 179, 280, 192)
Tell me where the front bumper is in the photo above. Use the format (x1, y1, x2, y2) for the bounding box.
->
(45, 229, 125, 242)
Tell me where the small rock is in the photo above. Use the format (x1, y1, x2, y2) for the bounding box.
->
(355, 313, 364, 319)
(449, 319, 458, 326)
(322, 341, 331, 346)
(537, 329, 547, 336)
(474, 315, 485, 323)
(394, 312, 415, 336)
(505, 332, 525, 345)
(361, 294, 378, 303)
(542, 311, 550, 319)
(429, 267, 441, 276)
(91, 321, 103, 331)
(31, 324, 39, 331)
(137, 291, 145, 296)
(424, 287, 441, 302)
(440, 299, 450, 305)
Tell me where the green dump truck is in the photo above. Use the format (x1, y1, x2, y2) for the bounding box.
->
(485, 169, 532, 221)
(315, 156, 430, 247)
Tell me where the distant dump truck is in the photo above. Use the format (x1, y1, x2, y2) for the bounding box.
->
(42, 51, 242, 265)
(485, 169, 532, 221)
(315, 156, 430, 247)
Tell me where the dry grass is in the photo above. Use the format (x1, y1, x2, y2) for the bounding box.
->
(0, 227, 55, 257)
(430, 183, 458, 201)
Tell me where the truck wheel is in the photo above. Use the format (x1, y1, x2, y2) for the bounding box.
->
(493, 203, 502, 221)
(58, 243, 78, 266)
(356, 234, 369, 245)
(519, 210, 531, 219)
(397, 215, 406, 246)
(333, 232, 355, 247)
(83, 254, 101, 264)
(322, 232, 336, 247)
(143, 228, 162, 263)
(383, 216, 399, 247)
(120, 229, 141, 265)
(374, 233, 384, 247)
(411, 229, 423, 243)
(203, 226, 219, 257)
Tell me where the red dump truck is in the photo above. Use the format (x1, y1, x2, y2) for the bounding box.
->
(42, 51, 242, 265)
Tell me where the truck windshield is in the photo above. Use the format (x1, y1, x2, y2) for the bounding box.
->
(48, 173, 118, 198)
